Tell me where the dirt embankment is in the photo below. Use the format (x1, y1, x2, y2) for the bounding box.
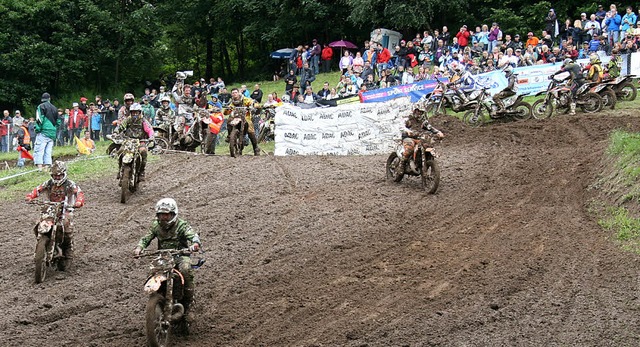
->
(1, 114, 640, 346)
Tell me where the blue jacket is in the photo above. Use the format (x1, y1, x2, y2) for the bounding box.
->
(621, 13, 637, 32)
(605, 14, 622, 32)
(91, 113, 101, 131)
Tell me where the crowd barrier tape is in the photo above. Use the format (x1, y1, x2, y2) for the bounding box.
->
(361, 52, 640, 102)
(274, 97, 411, 156)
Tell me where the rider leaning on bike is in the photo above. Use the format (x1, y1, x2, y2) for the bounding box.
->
(113, 103, 154, 181)
(134, 198, 201, 320)
(225, 88, 261, 156)
(551, 58, 585, 115)
(492, 65, 518, 115)
(25, 161, 85, 263)
(399, 105, 444, 174)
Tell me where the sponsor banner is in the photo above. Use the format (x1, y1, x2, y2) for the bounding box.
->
(512, 63, 563, 96)
(361, 79, 443, 103)
(629, 52, 640, 76)
(274, 98, 411, 156)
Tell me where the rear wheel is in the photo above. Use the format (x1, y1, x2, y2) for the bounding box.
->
(425, 101, 446, 118)
(513, 102, 532, 120)
(532, 99, 553, 119)
(421, 155, 440, 194)
(34, 236, 49, 284)
(601, 89, 616, 110)
(257, 126, 269, 143)
(152, 138, 169, 154)
(579, 92, 603, 113)
(386, 152, 404, 182)
(146, 293, 170, 347)
(120, 166, 130, 204)
(618, 82, 637, 102)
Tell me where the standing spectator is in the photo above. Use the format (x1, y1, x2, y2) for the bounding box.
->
(101, 100, 114, 140)
(605, 5, 622, 46)
(321, 44, 333, 73)
(149, 89, 160, 109)
(250, 84, 263, 103)
(78, 97, 88, 115)
(33, 92, 59, 171)
(559, 19, 573, 44)
(141, 96, 155, 125)
(68, 102, 84, 140)
(352, 51, 364, 73)
(91, 106, 101, 140)
(585, 15, 602, 43)
(488, 23, 500, 53)
(421, 30, 434, 48)
(309, 39, 321, 75)
(284, 70, 297, 93)
(375, 43, 391, 76)
(15, 119, 31, 167)
(438, 26, 451, 46)
(621, 6, 637, 41)
(456, 25, 471, 49)
(596, 4, 607, 22)
(12, 110, 24, 134)
(158, 86, 169, 100)
(0, 110, 11, 152)
(363, 46, 377, 71)
(55, 108, 67, 146)
(545, 9, 558, 41)
(300, 62, 316, 88)
(339, 51, 352, 74)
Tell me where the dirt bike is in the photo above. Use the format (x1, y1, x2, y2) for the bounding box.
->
(137, 249, 205, 347)
(28, 200, 70, 283)
(532, 75, 602, 119)
(422, 77, 483, 117)
(603, 75, 637, 102)
(386, 134, 440, 194)
(585, 81, 617, 110)
(257, 107, 276, 143)
(227, 106, 249, 158)
(464, 89, 532, 127)
(110, 135, 148, 204)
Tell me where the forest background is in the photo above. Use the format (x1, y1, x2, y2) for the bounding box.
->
(0, 0, 604, 110)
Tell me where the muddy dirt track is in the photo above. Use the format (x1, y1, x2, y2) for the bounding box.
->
(2, 112, 640, 346)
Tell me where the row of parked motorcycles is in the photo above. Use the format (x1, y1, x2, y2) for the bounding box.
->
(420, 74, 637, 127)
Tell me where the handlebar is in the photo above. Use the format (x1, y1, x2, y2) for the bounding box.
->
(134, 248, 193, 259)
(27, 200, 64, 207)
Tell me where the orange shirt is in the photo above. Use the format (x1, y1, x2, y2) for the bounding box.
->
(526, 37, 539, 47)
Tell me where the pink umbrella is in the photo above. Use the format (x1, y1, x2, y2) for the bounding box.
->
(328, 40, 358, 49)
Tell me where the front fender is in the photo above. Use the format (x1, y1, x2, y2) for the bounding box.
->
(144, 273, 167, 294)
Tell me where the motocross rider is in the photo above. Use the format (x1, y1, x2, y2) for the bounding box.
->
(25, 161, 85, 264)
(449, 62, 477, 107)
(134, 198, 201, 320)
(587, 54, 604, 83)
(492, 65, 518, 115)
(398, 105, 444, 175)
(551, 58, 585, 115)
(225, 87, 261, 156)
(112, 103, 154, 181)
(117, 93, 136, 123)
(155, 96, 177, 144)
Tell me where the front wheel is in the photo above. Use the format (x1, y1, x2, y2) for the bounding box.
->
(463, 105, 488, 127)
(532, 99, 553, 119)
(618, 82, 637, 102)
(421, 156, 440, 194)
(146, 293, 170, 347)
(203, 132, 216, 154)
(513, 102, 532, 120)
(120, 166, 130, 204)
(229, 128, 241, 158)
(425, 101, 446, 118)
(34, 236, 50, 284)
(152, 138, 170, 154)
(386, 152, 404, 182)
(579, 92, 603, 113)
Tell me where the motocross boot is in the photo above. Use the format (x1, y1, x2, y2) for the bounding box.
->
(59, 225, 74, 271)
(139, 151, 148, 182)
(569, 102, 576, 116)
(248, 132, 260, 156)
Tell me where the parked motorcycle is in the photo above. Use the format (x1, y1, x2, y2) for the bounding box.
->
(29, 200, 69, 283)
(604, 75, 637, 102)
(257, 107, 276, 143)
(464, 90, 532, 127)
(532, 75, 602, 119)
(386, 134, 440, 194)
(227, 106, 249, 157)
(137, 249, 205, 347)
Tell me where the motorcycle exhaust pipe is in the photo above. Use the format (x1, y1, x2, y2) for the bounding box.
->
(170, 303, 184, 321)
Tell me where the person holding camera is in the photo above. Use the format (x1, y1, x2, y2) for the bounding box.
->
(605, 5, 622, 46)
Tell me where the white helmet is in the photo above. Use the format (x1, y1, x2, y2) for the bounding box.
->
(129, 102, 142, 112)
(160, 96, 171, 103)
(155, 198, 178, 229)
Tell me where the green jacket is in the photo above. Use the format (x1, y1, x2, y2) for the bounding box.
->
(137, 218, 200, 250)
(35, 102, 60, 140)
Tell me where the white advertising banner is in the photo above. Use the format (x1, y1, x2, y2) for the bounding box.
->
(274, 98, 411, 156)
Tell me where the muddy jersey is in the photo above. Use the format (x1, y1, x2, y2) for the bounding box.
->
(27, 179, 85, 207)
(155, 107, 175, 125)
(137, 218, 201, 250)
(117, 105, 130, 122)
(115, 116, 151, 140)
